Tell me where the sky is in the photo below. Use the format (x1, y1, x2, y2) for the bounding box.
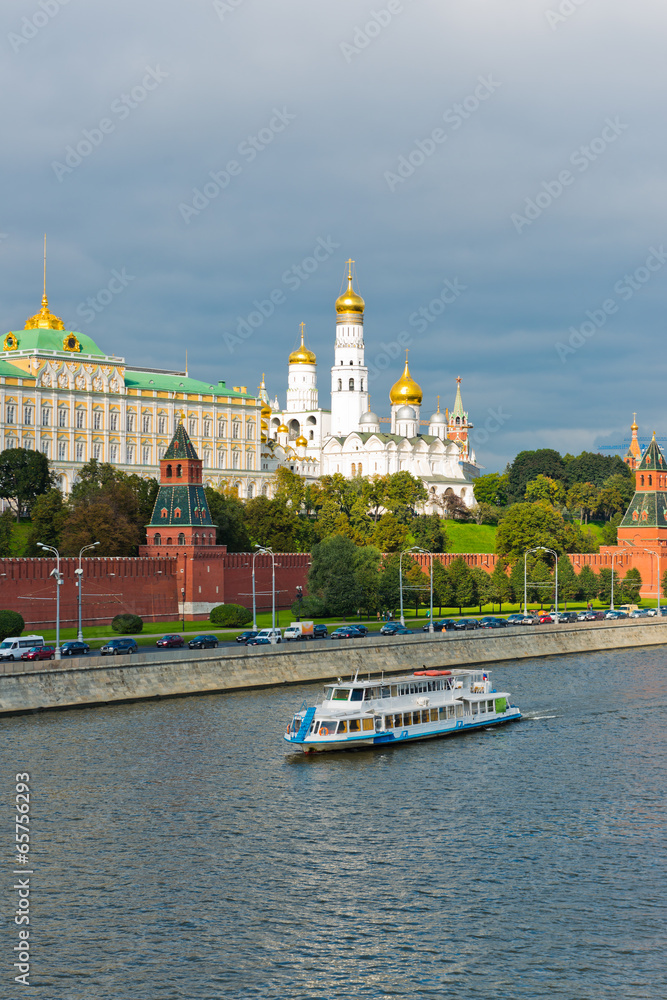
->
(1, 0, 666, 473)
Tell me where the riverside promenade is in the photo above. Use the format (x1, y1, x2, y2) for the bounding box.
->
(1, 618, 665, 716)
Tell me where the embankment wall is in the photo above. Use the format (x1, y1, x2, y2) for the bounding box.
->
(1, 620, 665, 716)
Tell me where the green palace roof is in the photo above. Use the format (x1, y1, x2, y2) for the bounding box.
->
(0, 358, 33, 379)
(124, 370, 253, 398)
(3, 328, 106, 357)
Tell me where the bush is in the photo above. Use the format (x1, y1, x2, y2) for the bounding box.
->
(111, 613, 143, 634)
(290, 595, 328, 619)
(0, 610, 24, 642)
(209, 603, 252, 627)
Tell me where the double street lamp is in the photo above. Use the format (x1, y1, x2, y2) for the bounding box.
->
(74, 542, 100, 642)
(524, 546, 558, 615)
(37, 542, 63, 660)
(253, 546, 276, 631)
(399, 545, 433, 627)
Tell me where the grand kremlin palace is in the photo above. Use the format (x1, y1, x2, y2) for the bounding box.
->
(0, 289, 263, 496)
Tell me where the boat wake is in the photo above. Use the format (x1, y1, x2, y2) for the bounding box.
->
(524, 712, 557, 721)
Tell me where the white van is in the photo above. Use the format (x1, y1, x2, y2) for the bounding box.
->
(256, 628, 282, 644)
(284, 621, 314, 641)
(0, 635, 46, 661)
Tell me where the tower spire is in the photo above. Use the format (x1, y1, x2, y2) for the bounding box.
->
(43, 233, 47, 301)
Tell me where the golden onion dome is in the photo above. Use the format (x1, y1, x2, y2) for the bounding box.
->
(335, 261, 365, 315)
(389, 354, 423, 406)
(25, 293, 65, 331)
(288, 324, 316, 365)
(261, 401, 272, 419)
(277, 423, 288, 433)
(295, 434, 308, 447)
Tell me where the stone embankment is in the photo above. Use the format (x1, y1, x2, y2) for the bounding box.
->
(1, 619, 666, 716)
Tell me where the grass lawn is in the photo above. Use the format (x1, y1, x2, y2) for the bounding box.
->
(444, 522, 497, 553)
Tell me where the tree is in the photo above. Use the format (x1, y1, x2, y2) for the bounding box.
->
(308, 534, 361, 618)
(0, 609, 24, 641)
(566, 482, 600, 523)
(412, 514, 446, 553)
(565, 451, 631, 488)
(442, 492, 472, 521)
(470, 502, 501, 525)
(602, 473, 634, 510)
(125, 475, 159, 544)
(495, 502, 570, 561)
(0, 448, 54, 521)
(244, 496, 299, 551)
(470, 567, 492, 612)
(0, 509, 13, 557)
(596, 481, 630, 520)
(448, 557, 475, 614)
(378, 553, 402, 614)
(600, 512, 622, 546)
(382, 471, 428, 522)
(577, 564, 599, 604)
(597, 567, 621, 606)
(273, 467, 306, 511)
(432, 560, 454, 613)
(525, 475, 566, 507)
(529, 558, 554, 609)
(473, 472, 509, 507)
(372, 512, 408, 552)
(353, 545, 382, 615)
(61, 461, 142, 556)
(557, 555, 579, 608)
(506, 449, 567, 502)
(489, 557, 513, 611)
(403, 555, 432, 616)
(204, 487, 250, 551)
(620, 567, 642, 604)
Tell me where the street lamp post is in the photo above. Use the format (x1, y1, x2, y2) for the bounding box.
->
(610, 549, 624, 611)
(181, 587, 185, 632)
(254, 546, 276, 631)
(524, 546, 559, 615)
(639, 547, 661, 613)
(37, 543, 63, 660)
(399, 545, 429, 627)
(74, 542, 100, 642)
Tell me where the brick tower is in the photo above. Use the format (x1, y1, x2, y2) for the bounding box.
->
(140, 422, 227, 619)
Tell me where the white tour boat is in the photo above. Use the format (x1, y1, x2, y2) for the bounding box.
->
(284, 668, 521, 753)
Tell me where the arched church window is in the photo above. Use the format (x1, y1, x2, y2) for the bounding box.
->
(360, 380, 364, 391)
(351, 463, 356, 476)
(174, 508, 182, 519)
(338, 379, 342, 391)
(349, 378, 354, 391)
(358, 463, 362, 476)
(153, 533, 161, 545)
(176, 464, 182, 477)
(649, 475, 653, 485)
(640, 475, 645, 485)
(166, 464, 172, 478)
(178, 533, 185, 545)
(160, 508, 168, 519)
(349, 360, 353, 365)
(456, 417, 460, 425)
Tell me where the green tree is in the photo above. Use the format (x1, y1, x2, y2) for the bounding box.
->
(529, 558, 554, 609)
(378, 553, 402, 615)
(126, 475, 159, 544)
(597, 481, 630, 520)
(507, 449, 567, 502)
(0, 609, 24, 641)
(602, 473, 634, 509)
(412, 514, 446, 553)
(525, 475, 566, 506)
(448, 557, 475, 614)
(0, 448, 54, 521)
(565, 451, 631, 488)
(495, 502, 570, 561)
(273, 467, 306, 511)
(383, 471, 428, 523)
(577, 564, 599, 604)
(353, 545, 382, 615)
(473, 472, 509, 507)
(204, 487, 250, 551)
(308, 534, 361, 618)
(244, 496, 299, 551)
(470, 502, 501, 525)
(597, 567, 621, 606)
(620, 567, 642, 604)
(0, 509, 13, 557)
(470, 567, 492, 612)
(566, 482, 600, 523)
(432, 560, 454, 613)
(372, 512, 408, 552)
(489, 557, 513, 611)
(25, 489, 68, 555)
(556, 555, 579, 608)
(599, 512, 622, 546)
(61, 461, 141, 556)
(403, 555, 431, 616)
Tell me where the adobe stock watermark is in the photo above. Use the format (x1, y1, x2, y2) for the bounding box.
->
(367, 277, 468, 381)
(339, 0, 411, 64)
(76, 268, 135, 323)
(51, 66, 168, 181)
(213, 0, 246, 20)
(555, 245, 667, 363)
(223, 237, 340, 353)
(469, 405, 511, 447)
(511, 117, 628, 234)
(179, 107, 296, 224)
(384, 76, 501, 192)
(545, 0, 589, 31)
(8, 0, 72, 54)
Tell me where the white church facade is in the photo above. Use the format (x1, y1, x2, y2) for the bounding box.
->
(260, 262, 480, 508)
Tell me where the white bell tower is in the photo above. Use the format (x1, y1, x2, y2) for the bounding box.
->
(330, 260, 369, 437)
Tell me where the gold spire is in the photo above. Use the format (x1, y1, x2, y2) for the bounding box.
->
(288, 322, 317, 365)
(389, 350, 423, 406)
(24, 235, 65, 331)
(631, 412, 638, 431)
(335, 259, 365, 315)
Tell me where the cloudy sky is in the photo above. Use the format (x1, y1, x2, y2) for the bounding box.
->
(1, 0, 665, 472)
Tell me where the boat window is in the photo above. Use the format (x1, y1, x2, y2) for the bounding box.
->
(350, 689, 364, 701)
(332, 689, 350, 701)
(319, 721, 337, 734)
(364, 688, 380, 700)
(411, 712, 420, 725)
(349, 719, 360, 732)
(430, 709, 438, 722)
(338, 720, 348, 733)
(391, 686, 398, 697)
(439, 707, 447, 720)
(401, 713, 411, 727)
(421, 710, 430, 724)
(362, 718, 374, 731)
(456, 705, 464, 718)
(381, 687, 390, 699)
(324, 687, 334, 700)
(384, 716, 394, 729)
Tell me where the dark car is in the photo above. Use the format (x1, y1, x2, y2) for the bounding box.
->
(60, 640, 91, 656)
(246, 635, 271, 646)
(381, 623, 402, 635)
(451, 618, 480, 631)
(388, 625, 412, 636)
(100, 638, 138, 655)
(350, 624, 368, 636)
(479, 617, 508, 629)
(21, 645, 55, 661)
(557, 612, 578, 624)
(313, 624, 328, 638)
(156, 634, 184, 648)
(422, 618, 455, 632)
(188, 634, 219, 649)
(330, 627, 363, 639)
(236, 630, 259, 644)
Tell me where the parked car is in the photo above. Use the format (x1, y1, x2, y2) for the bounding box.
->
(629, 609, 649, 618)
(538, 614, 555, 624)
(188, 634, 219, 649)
(387, 625, 412, 635)
(381, 623, 402, 635)
(246, 636, 271, 646)
(60, 640, 91, 656)
(156, 634, 184, 648)
(313, 624, 328, 638)
(517, 615, 539, 625)
(254, 628, 282, 643)
(557, 612, 578, 624)
(451, 618, 480, 631)
(330, 627, 364, 639)
(506, 614, 526, 625)
(100, 638, 138, 655)
(422, 618, 455, 632)
(646, 608, 658, 617)
(479, 617, 508, 629)
(605, 610, 628, 620)
(21, 645, 55, 661)
(350, 624, 368, 636)
(236, 630, 259, 644)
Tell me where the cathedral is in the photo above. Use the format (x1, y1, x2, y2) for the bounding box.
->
(260, 262, 480, 508)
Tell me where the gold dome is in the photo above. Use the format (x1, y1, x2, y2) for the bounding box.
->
(295, 434, 308, 447)
(24, 293, 65, 331)
(288, 323, 316, 365)
(277, 423, 288, 433)
(335, 260, 365, 315)
(390, 353, 423, 406)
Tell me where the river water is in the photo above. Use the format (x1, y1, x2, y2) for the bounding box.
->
(2, 646, 666, 999)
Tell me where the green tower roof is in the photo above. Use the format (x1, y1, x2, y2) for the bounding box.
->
(637, 435, 667, 472)
(163, 422, 199, 460)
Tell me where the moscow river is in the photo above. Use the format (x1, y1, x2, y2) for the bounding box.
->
(2, 646, 666, 999)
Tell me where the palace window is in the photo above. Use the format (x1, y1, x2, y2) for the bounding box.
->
(218, 419, 227, 438)
(126, 445, 135, 464)
(24, 407, 32, 426)
(23, 440, 32, 450)
(41, 442, 50, 459)
(178, 533, 185, 545)
(76, 410, 85, 429)
(76, 442, 85, 462)
(58, 441, 67, 461)
(5, 405, 14, 425)
(203, 419, 211, 437)
(110, 444, 118, 463)
(217, 450, 226, 469)
(158, 416, 166, 434)
(142, 446, 151, 465)
(246, 422, 255, 439)
(110, 412, 118, 431)
(338, 379, 342, 391)
(232, 451, 240, 469)
(203, 449, 211, 467)
(247, 483, 254, 498)
(232, 421, 240, 439)
(349, 378, 354, 391)
(59, 408, 68, 427)
(93, 411, 102, 430)
(189, 419, 196, 437)
(142, 414, 151, 433)
(41, 407, 51, 427)
(127, 413, 135, 432)
(93, 444, 102, 461)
